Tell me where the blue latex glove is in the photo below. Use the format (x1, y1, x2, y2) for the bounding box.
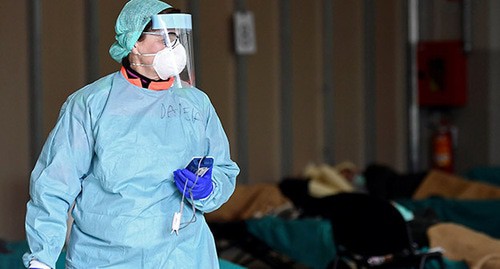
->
(173, 168, 213, 200)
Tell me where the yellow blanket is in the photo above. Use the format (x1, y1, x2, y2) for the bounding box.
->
(413, 170, 500, 200)
(205, 183, 291, 222)
(428, 223, 500, 269)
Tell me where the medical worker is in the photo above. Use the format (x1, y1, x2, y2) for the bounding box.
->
(23, 0, 239, 268)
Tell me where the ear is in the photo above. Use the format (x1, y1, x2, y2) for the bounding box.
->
(130, 43, 140, 55)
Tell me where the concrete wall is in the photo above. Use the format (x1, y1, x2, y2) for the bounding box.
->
(0, 0, 31, 242)
(0, 0, 498, 241)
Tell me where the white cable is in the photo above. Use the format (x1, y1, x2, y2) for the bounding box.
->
(173, 157, 206, 234)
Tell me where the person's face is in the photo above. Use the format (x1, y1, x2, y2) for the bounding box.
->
(129, 30, 180, 80)
(132, 31, 167, 65)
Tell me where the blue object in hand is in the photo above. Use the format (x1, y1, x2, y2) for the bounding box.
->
(174, 168, 213, 200)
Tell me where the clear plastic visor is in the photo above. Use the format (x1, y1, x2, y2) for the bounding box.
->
(151, 13, 195, 88)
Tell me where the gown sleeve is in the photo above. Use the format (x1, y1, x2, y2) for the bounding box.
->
(192, 99, 240, 213)
(23, 94, 94, 268)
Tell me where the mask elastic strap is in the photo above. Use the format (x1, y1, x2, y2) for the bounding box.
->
(129, 50, 156, 67)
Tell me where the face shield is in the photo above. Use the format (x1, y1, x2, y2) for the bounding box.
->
(150, 14, 195, 88)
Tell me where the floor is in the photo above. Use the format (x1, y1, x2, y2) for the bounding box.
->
(219, 244, 310, 269)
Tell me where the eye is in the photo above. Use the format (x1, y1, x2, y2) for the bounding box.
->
(163, 32, 179, 47)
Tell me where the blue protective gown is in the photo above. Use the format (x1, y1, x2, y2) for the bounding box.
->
(24, 71, 240, 268)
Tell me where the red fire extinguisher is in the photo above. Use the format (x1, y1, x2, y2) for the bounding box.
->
(431, 120, 455, 173)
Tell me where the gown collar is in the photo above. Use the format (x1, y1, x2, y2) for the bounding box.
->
(121, 58, 174, 91)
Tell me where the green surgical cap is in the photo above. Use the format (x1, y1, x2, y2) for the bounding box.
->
(109, 0, 172, 63)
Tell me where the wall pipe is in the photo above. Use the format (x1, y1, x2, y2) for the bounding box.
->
(363, 0, 376, 166)
(461, 0, 472, 53)
(85, 0, 100, 83)
(407, 0, 420, 173)
(279, 0, 293, 177)
(28, 0, 43, 168)
(322, 0, 335, 164)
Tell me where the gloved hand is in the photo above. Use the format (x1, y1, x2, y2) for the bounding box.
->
(29, 260, 51, 269)
(173, 168, 213, 200)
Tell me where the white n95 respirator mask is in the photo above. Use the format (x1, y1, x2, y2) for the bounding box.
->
(152, 43, 187, 80)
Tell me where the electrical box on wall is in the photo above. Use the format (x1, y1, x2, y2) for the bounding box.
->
(233, 11, 257, 55)
(418, 40, 467, 107)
